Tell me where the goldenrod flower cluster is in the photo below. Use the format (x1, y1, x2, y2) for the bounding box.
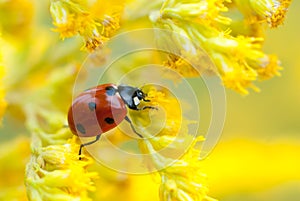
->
(49, 0, 292, 94)
(1, 0, 99, 198)
(22, 66, 99, 200)
(150, 0, 291, 94)
(233, 0, 292, 28)
(137, 86, 215, 201)
(26, 137, 98, 201)
(140, 137, 213, 201)
(0, 0, 293, 201)
(50, 0, 124, 51)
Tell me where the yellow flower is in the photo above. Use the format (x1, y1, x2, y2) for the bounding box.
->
(256, 54, 282, 79)
(220, 61, 260, 94)
(23, 65, 99, 200)
(2, 15, 96, 198)
(138, 86, 182, 137)
(151, 0, 290, 94)
(2, 1, 295, 201)
(26, 137, 98, 201)
(1, 1, 98, 198)
(50, 0, 124, 51)
(234, 0, 292, 28)
(163, 53, 205, 78)
(136, 86, 215, 201)
(161, 0, 232, 26)
(139, 136, 214, 201)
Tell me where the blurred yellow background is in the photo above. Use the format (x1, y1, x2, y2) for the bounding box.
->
(0, 1, 299, 201)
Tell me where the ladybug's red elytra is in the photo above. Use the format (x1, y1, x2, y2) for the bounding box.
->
(67, 83, 156, 158)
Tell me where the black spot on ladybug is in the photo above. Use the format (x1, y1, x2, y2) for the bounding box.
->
(104, 117, 115, 124)
(88, 102, 96, 111)
(105, 86, 117, 96)
(76, 123, 86, 134)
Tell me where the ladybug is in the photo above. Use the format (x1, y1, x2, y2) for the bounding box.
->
(68, 83, 156, 158)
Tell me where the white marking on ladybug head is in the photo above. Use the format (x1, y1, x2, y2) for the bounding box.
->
(133, 96, 140, 106)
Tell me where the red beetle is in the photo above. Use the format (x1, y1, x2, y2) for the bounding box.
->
(68, 83, 155, 157)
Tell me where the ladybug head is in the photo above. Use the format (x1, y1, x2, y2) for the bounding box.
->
(117, 85, 148, 110)
(135, 89, 146, 100)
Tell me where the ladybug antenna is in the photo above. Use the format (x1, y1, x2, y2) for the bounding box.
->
(139, 83, 151, 99)
(139, 83, 147, 90)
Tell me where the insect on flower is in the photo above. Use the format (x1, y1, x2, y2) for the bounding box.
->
(67, 83, 157, 158)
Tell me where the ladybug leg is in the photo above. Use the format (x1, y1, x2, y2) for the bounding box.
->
(139, 106, 158, 110)
(79, 134, 101, 160)
(143, 98, 150, 102)
(124, 116, 143, 138)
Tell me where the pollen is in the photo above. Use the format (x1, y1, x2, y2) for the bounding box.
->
(25, 137, 98, 200)
(151, 0, 291, 94)
(221, 65, 260, 95)
(257, 54, 282, 79)
(137, 86, 214, 201)
(163, 54, 200, 78)
(249, 0, 292, 28)
(50, 0, 123, 51)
